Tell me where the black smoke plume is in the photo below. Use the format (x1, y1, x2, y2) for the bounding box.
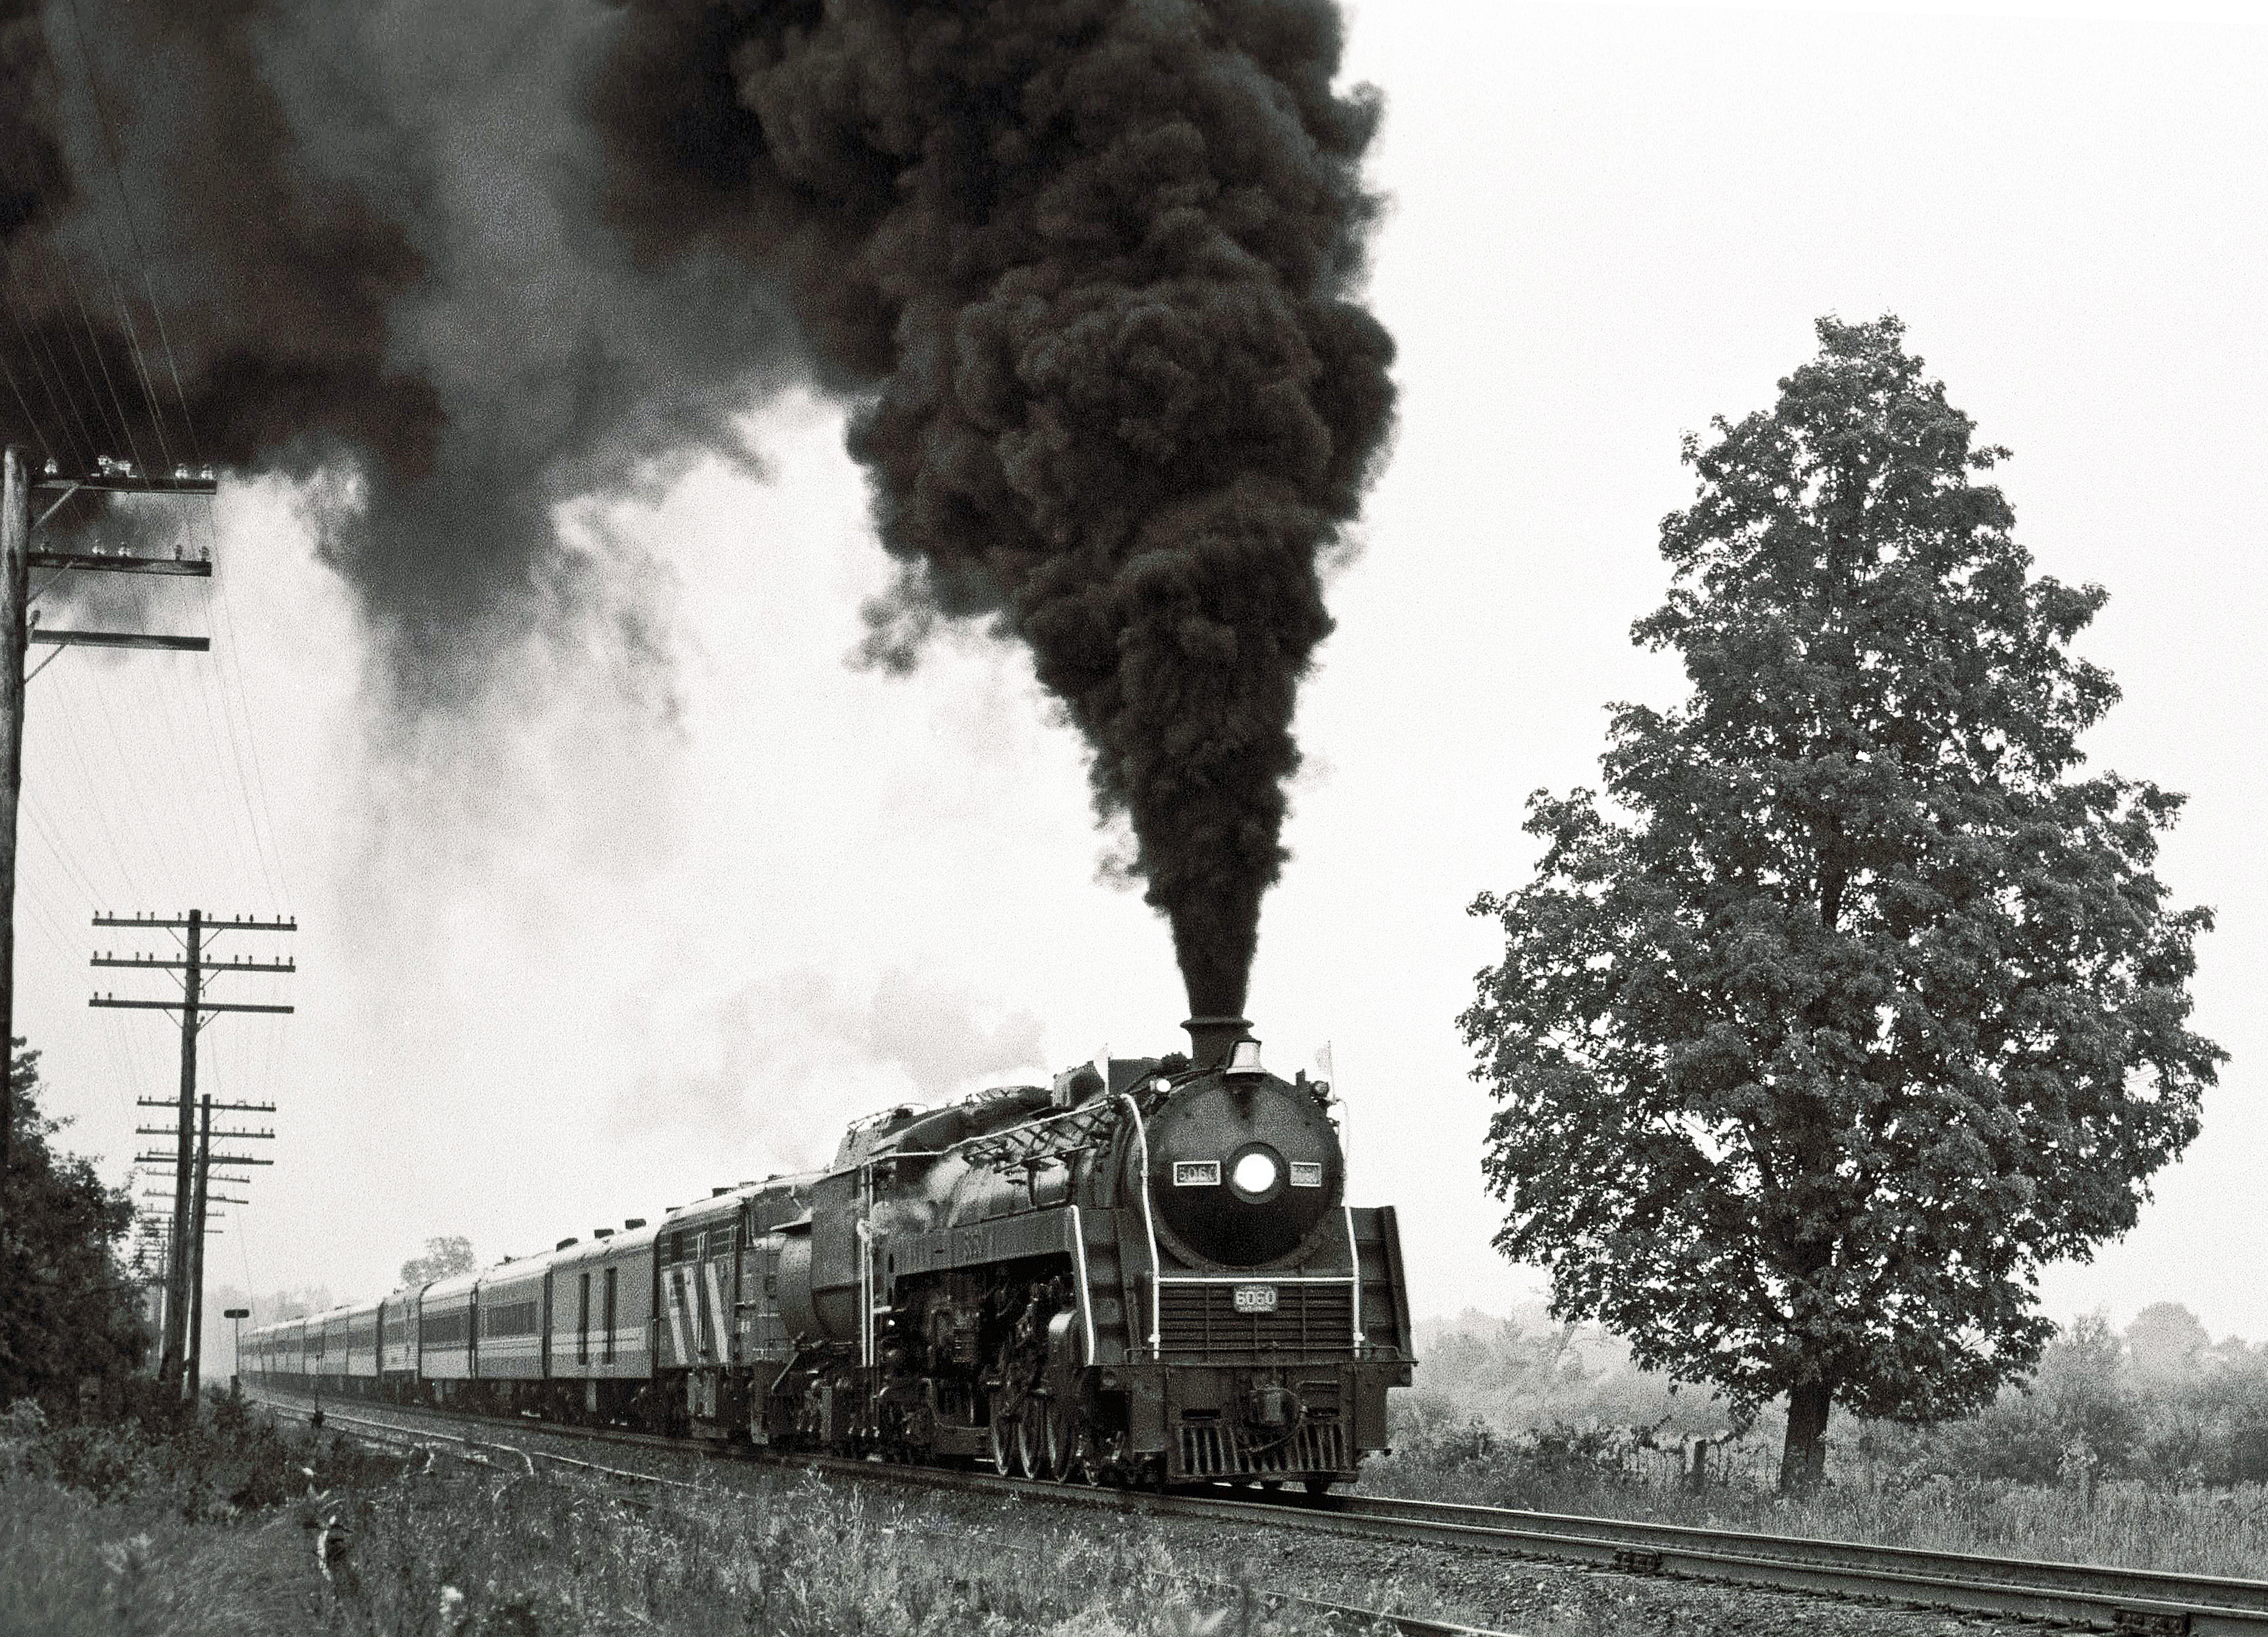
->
(0, 0, 1395, 1017)
(587, 1, 1396, 1014)
(0, 0, 807, 689)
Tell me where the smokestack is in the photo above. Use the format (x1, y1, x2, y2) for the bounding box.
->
(1183, 1016, 1254, 1069)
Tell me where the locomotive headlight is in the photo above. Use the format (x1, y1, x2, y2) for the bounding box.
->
(1232, 1152, 1279, 1195)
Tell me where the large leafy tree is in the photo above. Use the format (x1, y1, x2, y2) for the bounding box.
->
(1461, 317, 2222, 1490)
(0, 1041, 146, 1408)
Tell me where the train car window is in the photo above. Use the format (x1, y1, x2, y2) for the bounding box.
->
(484, 1298, 540, 1336)
(419, 1307, 469, 1347)
(577, 1272, 591, 1364)
(602, 1267, 617, 1363)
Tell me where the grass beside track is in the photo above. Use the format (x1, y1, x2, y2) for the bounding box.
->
(2, 1397, 1440, 1637)
(1362, 1443, 2268, 1582)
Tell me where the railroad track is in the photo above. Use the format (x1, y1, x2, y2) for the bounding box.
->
(250, 1390, 1509, 1637)
(250, 1390, 2268, 1634)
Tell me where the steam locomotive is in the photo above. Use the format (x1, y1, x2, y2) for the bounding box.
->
(243, 1018, 1415, 1490)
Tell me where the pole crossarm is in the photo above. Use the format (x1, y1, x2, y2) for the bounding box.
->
(134, 1151, 270, 1167)
(138, 1098, 276, 1113)
(33, 471, 218, 495)
(95, 915, 296, 932)
(30, 631, 209, 652)
(93, 956, 296, 973)
(135, 1127, 273, 1141)
(27, 550, 212, 578)
(91, 997, 295, 1014)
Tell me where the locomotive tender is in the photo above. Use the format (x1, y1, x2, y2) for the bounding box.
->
(246, 1018, 1415, 1490)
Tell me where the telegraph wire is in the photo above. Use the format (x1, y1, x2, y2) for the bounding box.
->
(0, 348, 56, 469)
(37, 247, 127, 463)
(5, 261, 99, 470)
(197, 575, 288, 900)
(180, 634, 273, 900)
(28, 656, 184, 893)
(79, 673, 191, 886)
(38, 13, 298, 905)
(15, 872, 70, 952)
(19, 791, 103, 907)
(39, 243, 142, 473)
(69, 187, 172, 474)
(29, 683, 128, 892)
(20, 795, 102, 906)
(36, 684, 145, 900)
(136, 657, 235, 886)
(0, 156, 80, 460)
(58, 0, 187, 474)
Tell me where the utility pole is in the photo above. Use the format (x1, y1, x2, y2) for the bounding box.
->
(0, 449, 26, 1223)
(136, 1094, 267, 1405)
(187, 1098, 210, 1398)
(103, 912, 290, 1404)
(0, 444, 214, 1241)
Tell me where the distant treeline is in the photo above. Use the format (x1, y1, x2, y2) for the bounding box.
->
(1401, 1302, 2268, 1488)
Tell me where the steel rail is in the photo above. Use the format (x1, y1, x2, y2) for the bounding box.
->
(251, 1393, 1507, 1637)
(249, 1389, 2266, 1634)
(1332, 1492, 2268, 1631)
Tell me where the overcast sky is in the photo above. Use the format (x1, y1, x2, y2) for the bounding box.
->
(16, 0, 2266, 1347)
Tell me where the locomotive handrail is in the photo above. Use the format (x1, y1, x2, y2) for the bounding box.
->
(1149, 1274, 1355, 1284)
(1067, 1204, 1097, 1363)
(1118, 1093, 1163, 1354)
(1343, 1208, 1365, 1352)
(860, 1165, 875, 1372)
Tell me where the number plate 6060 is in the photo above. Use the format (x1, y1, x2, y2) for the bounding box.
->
(1233, 1285, 1279, 1313)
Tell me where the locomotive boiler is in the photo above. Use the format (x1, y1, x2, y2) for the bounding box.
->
(245, 1017, 1415, 1492)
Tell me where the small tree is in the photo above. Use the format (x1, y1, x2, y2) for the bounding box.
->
(2124, 1302, 2210, 1386)
(399, 1234, 475, 1288)
(1461, 317, 2222, 1490)
(0, 1041, 147, 1409)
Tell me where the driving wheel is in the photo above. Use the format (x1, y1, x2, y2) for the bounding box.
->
(987, 1396, 1014, 1474)
(1017, 1395, 1048, 1479)
(1045, 1397, 1084, 1483)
